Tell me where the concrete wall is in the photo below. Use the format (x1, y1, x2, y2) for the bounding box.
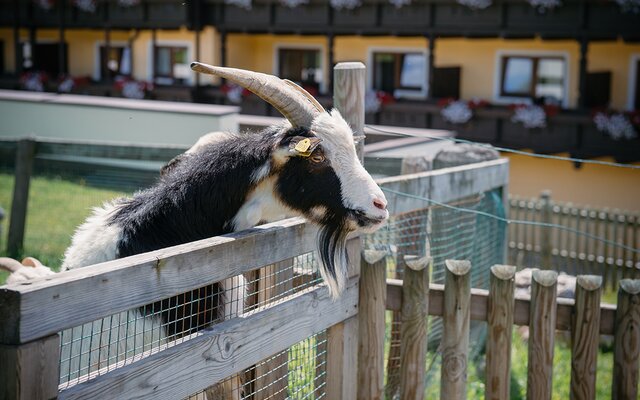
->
(0, 90, 238, 146)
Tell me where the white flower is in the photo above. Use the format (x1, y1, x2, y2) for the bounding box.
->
(364, 91, 382, 114)
(225, 83, 244, 104)
(122, 81, 145, 99)
(58, 77, 74, 93)
(616, 0, 640, 14)
(118, 0, 141, 7)
(330, 0, 362, 10)
(511, 105, 547, 129)
(594, 112, 638, 140)
(280, 0, 309, 7)
(456, 0, 492, 10)
(389, 0, 411, 8)
(441, 101, 473, 124)
(225, 0, 252, 10)
(23, 74, 44, 92)
(74, 0, 97, 13)
(528, 0, 562, 11)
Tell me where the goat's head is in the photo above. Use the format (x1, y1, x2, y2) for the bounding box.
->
(192, 63, 389, 296)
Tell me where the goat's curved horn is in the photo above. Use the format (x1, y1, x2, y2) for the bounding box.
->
(190, 62, 324, 127)
(21, 257, 44, 268)
(0, 257, 23, 273)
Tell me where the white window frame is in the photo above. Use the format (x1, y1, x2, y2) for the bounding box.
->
(627, 53, 640, 111)
(93, 41, 130, 81)
(367, 46, 429, 100)
(493, 49, 571, 108)
(273, 43, 327, 94)
(147, 40, 194, 85)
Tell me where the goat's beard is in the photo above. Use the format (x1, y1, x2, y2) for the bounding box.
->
(316, 218, 350, 299)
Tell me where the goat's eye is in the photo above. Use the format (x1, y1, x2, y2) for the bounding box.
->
(311, 154, 325, 163)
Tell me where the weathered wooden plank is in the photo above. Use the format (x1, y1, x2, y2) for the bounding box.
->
(441, 260, 471, 400)
(399, 255, 431, 400)
(58, 280, 359, 400)
(7, 138, 36, 257)
(0, 334, 60, 400)
(570, 275, 602, 400)
(0, 217, 318, 344)
(485, 265, 516, 400)
(326, 316, 358, 400)
(612, 279, 640, 400)
(357, 250, 387, 400)
(377, 158, 509, 215)
(526, 270, 558, 400)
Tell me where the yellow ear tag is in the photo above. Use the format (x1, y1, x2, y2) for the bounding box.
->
(294, 138, 312, 154)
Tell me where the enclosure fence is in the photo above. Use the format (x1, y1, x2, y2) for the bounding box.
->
(508, 191, 640, 290)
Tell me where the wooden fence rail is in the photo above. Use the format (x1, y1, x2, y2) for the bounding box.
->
(508, 191, 640, 289)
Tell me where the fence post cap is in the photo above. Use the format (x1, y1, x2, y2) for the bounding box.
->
(532, 269, 558, 287)
(334, 62, 366, 70)
(444, 259, 471, 276)
(619, 279, 640, 295)
(404, 255, 431, 271)
(576, 275, 602, 291)
(490, 264, 516, 280)
(362, 249, 387, 265)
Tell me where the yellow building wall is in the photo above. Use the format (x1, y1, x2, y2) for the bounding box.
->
(589, 40, 640, 110)
(506, 153, 640, 212)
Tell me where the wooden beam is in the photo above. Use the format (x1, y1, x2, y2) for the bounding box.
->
(440, 260, 471, 400)
(570, 275, 602, 400)
(0, 218, 318, 344)
(612, 279, 640, 400)
(357, 250, 387, 400)
(485, 265, 516, 400)
(7, 138, 36, 258)
(326, 316, 358, 400)
(527, 270, 558, 400)
(58, 280, 359, 400)
(0, 335, 60, 400)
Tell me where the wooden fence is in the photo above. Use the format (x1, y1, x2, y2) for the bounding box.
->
(508, 191, 640, 290)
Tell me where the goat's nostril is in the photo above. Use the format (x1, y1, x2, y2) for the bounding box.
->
(373, 199, 386, 210)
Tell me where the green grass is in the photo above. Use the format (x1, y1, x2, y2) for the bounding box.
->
(0, 173, 127, 277)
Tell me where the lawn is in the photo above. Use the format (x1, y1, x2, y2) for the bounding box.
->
(0, 173, 128, 277)
(0, 173, 623, 398)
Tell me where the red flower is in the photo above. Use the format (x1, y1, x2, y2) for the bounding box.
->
(467, 99, 490, 110)
(437, 97, 455, 108)
(543, 104, 560, 118)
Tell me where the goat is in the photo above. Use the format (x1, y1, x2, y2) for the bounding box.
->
(2, 64, 388, 397)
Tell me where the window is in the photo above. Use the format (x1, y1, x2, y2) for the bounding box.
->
(21, 42, 68, 77)
(500, 55, 566, 105)
(99, 45, 131, 80)
(372, 51, 426, 98)
(278, 48, 322, 94)
(154, 46, 189, 85)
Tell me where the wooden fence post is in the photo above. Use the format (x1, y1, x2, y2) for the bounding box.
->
(441, 259, 471, 400)
(7, 138, 36, 257)
(0, 334, 60, 400)
(612, 279, 640, 400)
(357, 249, 387, 400)
(570, 275, 602, 400)
(540, 190, 552, 270)
(485, 264, 516, 400)
(399, 255, 431, 400)
(526, 269, 558, 400)
(325, 62, 365, 400)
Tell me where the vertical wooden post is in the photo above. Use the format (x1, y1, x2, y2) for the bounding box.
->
(612, 279, 640, 400)
(441, 260, 471, 400)
(570, 275, 602, 400)
(0, 334, 60, 400)
(399, 255, 431, 400)
(485, 264, 516, 400)
(8, 138, 36, 258)
(357, 250, 387, 400)
(333, 62, 365, 161)
(526, 270, 558, 400)
(540, 191, 552, 269)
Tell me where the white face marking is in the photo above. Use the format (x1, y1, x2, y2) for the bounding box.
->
(310, 110, 389, 226)
(61, 201, 123, 271)
(231, 177, 297, 231)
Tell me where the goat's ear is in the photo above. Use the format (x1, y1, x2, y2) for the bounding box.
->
(287, 136, 322, 157)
